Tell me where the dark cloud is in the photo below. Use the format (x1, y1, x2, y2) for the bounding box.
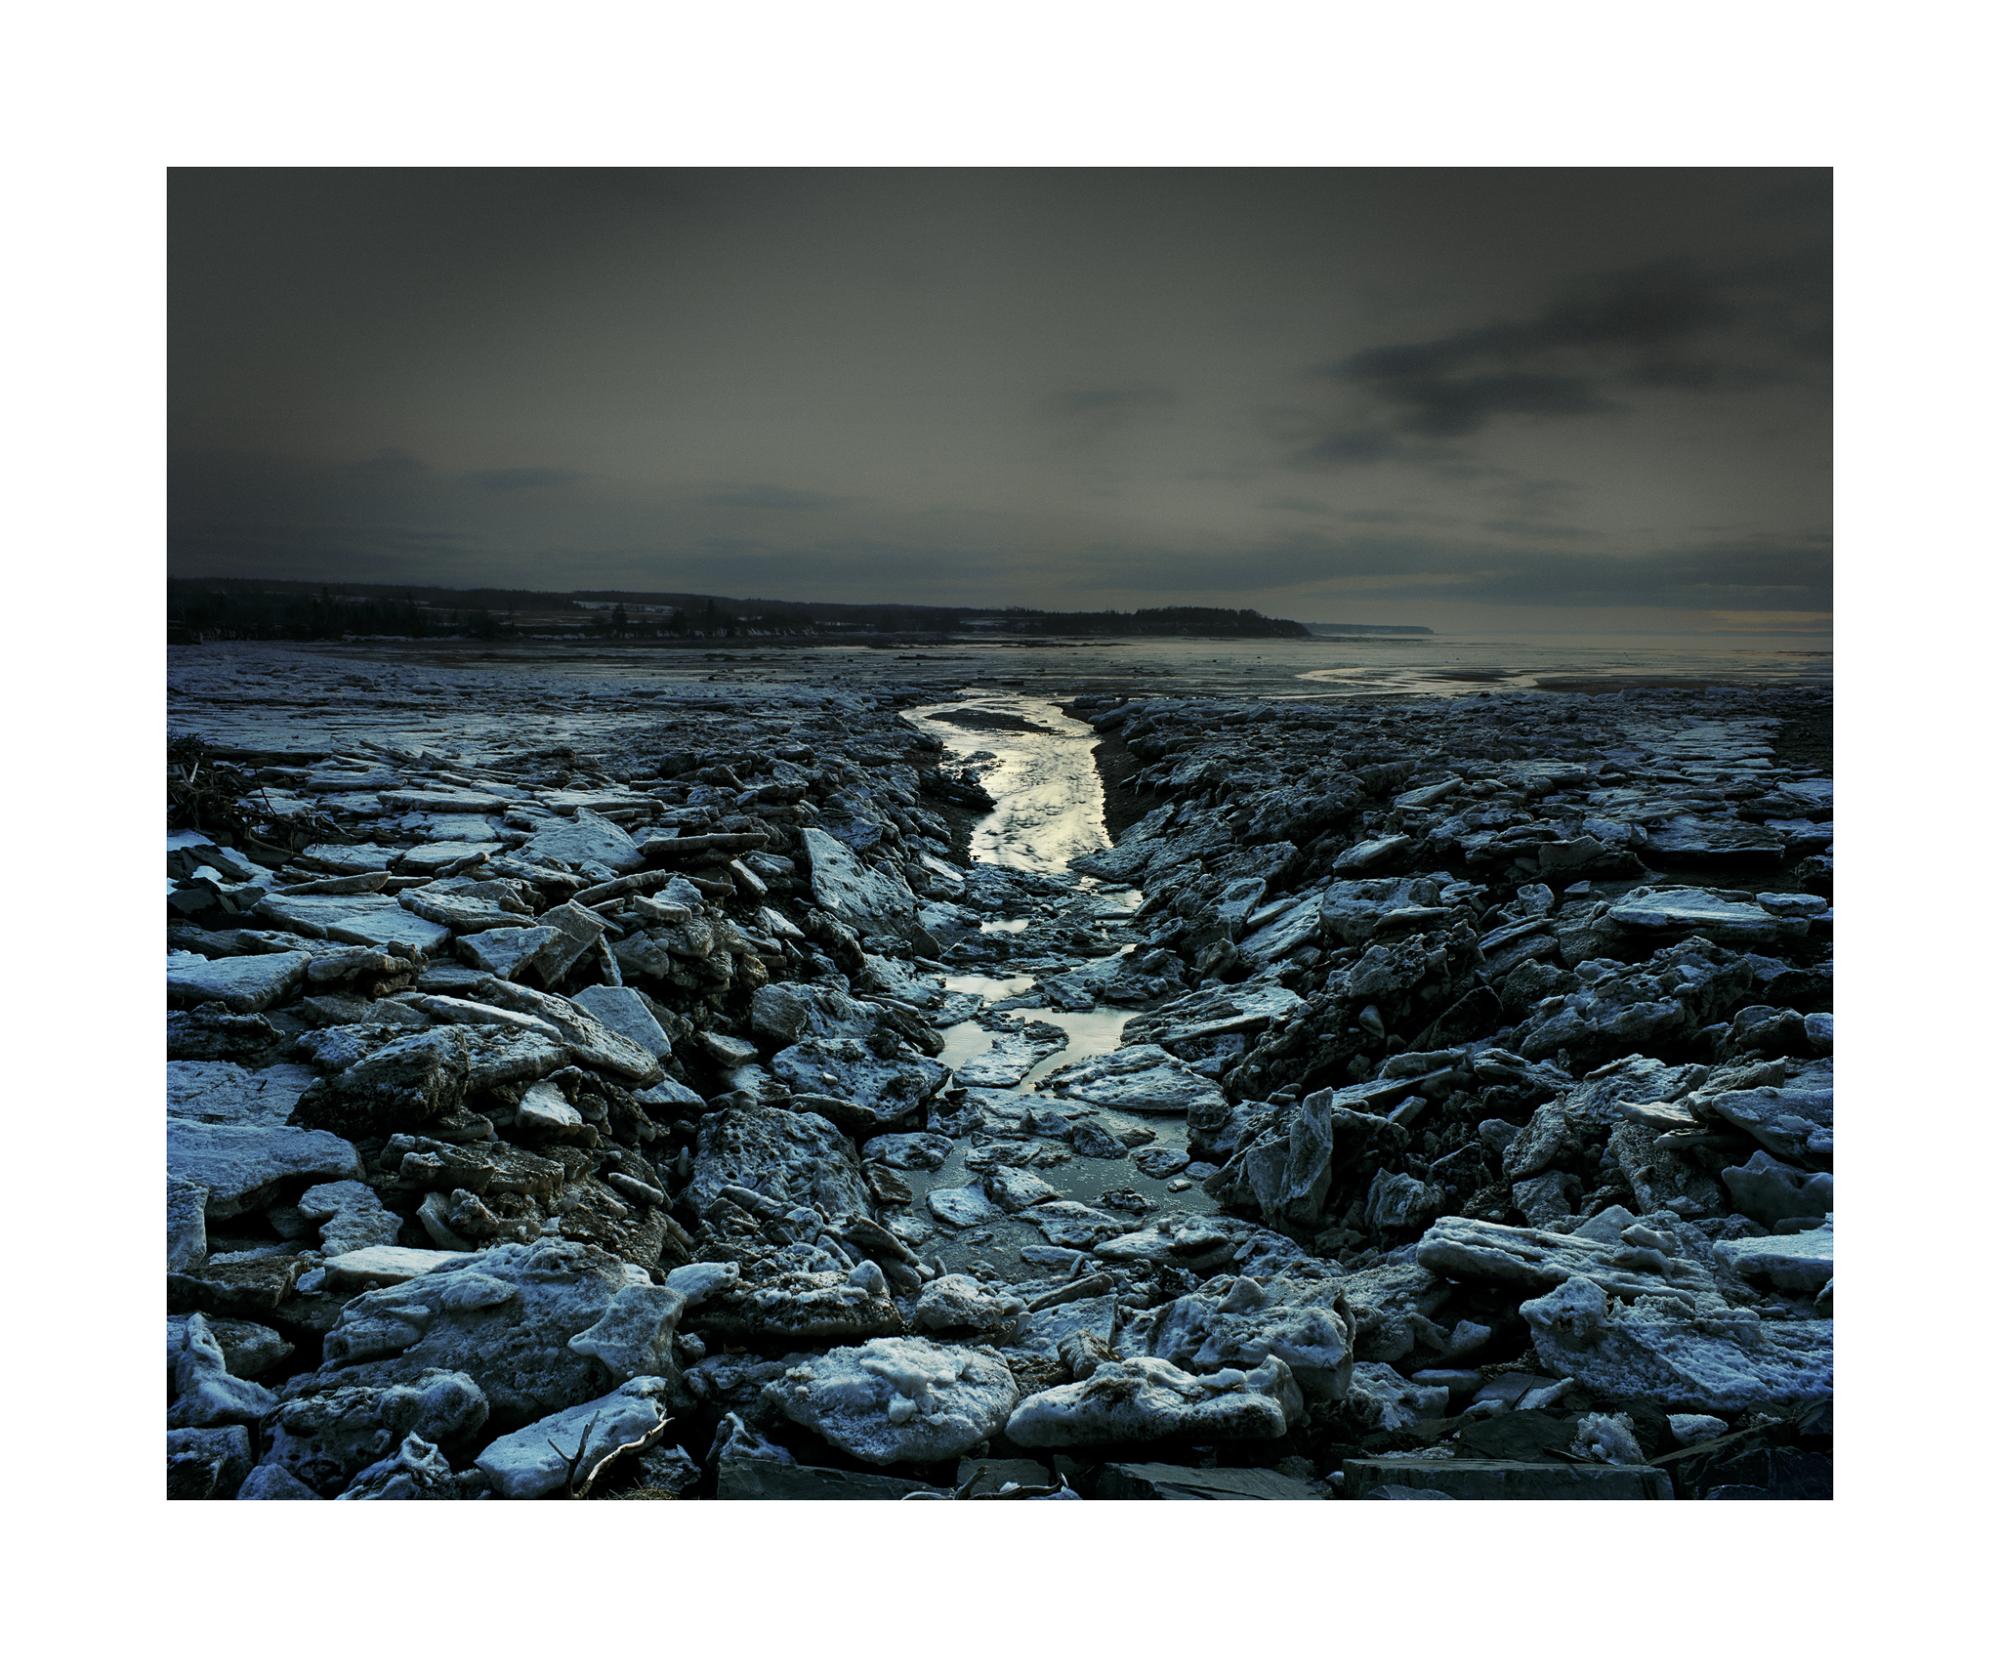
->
(1315, 257, 1826, 448)
(1335, 261, 1732, 384)
(1366, 370, 1621, 439)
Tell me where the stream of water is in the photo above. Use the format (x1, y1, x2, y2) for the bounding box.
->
(905, 691, 1145, 1087)
(901, 693, 1118, 873)
(894, 691, 1208, 1272)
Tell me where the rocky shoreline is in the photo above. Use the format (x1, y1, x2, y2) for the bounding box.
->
(166, 666, 1832, 1500)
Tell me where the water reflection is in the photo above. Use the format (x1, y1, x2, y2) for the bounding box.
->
(903, 692, 1113, 874)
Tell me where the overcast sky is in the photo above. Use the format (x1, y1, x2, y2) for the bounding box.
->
(169, 168, 1830, 631)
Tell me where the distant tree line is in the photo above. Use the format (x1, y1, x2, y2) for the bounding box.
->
(171, 584, 515, 641)
(169, 578, 1311, 642)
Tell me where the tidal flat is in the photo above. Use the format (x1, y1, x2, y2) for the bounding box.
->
(166, 639, 1833, 1500)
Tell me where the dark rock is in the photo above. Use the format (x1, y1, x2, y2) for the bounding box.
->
(1094, 1461, 1327, 1500)
(1340, 1456, 1672, 1500)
